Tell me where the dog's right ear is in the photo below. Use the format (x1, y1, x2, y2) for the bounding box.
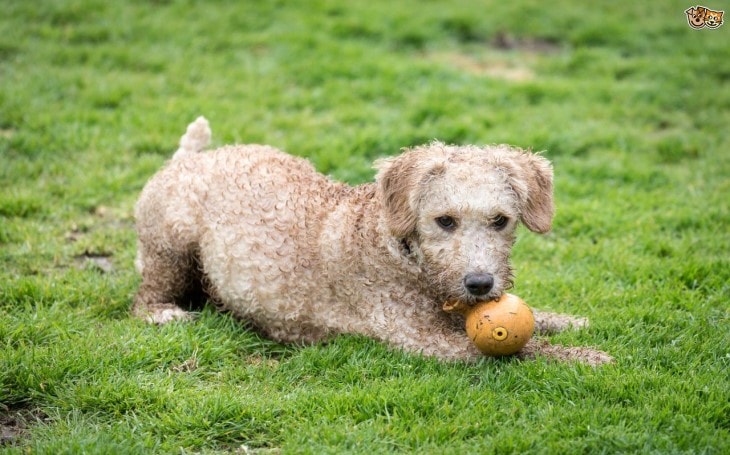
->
(374, 145, 446, 238)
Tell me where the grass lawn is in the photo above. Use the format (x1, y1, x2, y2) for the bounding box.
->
(1, 0, 729, 452)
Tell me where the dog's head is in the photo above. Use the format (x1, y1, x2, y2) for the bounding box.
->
(375, 142, 553, 305)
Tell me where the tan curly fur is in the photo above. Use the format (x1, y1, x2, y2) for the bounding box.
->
(132, 117, 612, 365)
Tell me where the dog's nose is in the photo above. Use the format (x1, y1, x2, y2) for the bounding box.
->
(464, 273, 494, 296)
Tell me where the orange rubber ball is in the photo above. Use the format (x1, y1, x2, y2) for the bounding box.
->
(443, 293, 535, 356)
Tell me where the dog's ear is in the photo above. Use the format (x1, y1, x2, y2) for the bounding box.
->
(374, 145, 446, 238)
(502, 150, 554, 234)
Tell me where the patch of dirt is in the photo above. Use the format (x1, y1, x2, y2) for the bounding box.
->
(74, 252, 115, 273)
(170, 353, 199, 373)
(0, 406, 47, 447)
(425, 32, 562, 81)
(246, 355, 280, 369)
(428, 52, 535, 81)
(490, 31, 562, 54)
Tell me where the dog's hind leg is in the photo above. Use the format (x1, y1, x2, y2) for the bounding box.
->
(132, 117, 212, 324)
(132, 242, 200, 324)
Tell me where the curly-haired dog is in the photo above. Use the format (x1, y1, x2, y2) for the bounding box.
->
(133, 117, 612, 365)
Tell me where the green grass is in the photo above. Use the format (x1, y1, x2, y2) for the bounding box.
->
(1, 0, 729, 452)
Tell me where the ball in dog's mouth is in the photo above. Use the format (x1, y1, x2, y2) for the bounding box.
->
(443, 293, 535, 356)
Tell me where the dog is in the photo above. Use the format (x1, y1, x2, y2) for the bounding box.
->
(132, 117, 612, 365)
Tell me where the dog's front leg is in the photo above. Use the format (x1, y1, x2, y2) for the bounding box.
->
(532, 310, 589, 334)
(390, 329, 484, 361)
(370, 314, 483, 361)
(386, 329, 613, 366)
(377, 313, 613, 365)
(517, 339, 614, 366)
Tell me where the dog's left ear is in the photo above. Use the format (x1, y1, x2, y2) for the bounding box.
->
(503, 151, 554, 233)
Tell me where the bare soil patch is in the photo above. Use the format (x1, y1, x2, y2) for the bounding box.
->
(425, 33, 562, 81)
(0, 407, 47, 447)
(490, 31, 562, 54)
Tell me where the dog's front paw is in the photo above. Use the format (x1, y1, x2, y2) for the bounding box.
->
(519, 339, 614, 366)
(567, 346, 614, 366)
(533, 311, 589, 334)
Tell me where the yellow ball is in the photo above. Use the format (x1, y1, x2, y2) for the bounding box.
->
(444, 293, 535, 356)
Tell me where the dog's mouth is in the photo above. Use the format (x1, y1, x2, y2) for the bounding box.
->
(470, 293, 501, 305)
(446, 290, 502, 308)
(442, 292, 504, 316)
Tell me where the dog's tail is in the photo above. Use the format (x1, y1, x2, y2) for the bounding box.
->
(172, 116, 211, 160)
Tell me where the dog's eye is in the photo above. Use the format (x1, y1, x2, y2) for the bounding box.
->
(493, 215, 509, 230)
(436, 216, 457, 230)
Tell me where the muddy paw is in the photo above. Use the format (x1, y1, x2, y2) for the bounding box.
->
(533, 311, 589, 334)
(519, 339, 614, 366)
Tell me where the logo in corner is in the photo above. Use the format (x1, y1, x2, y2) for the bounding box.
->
(686, 5, 724, 29)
